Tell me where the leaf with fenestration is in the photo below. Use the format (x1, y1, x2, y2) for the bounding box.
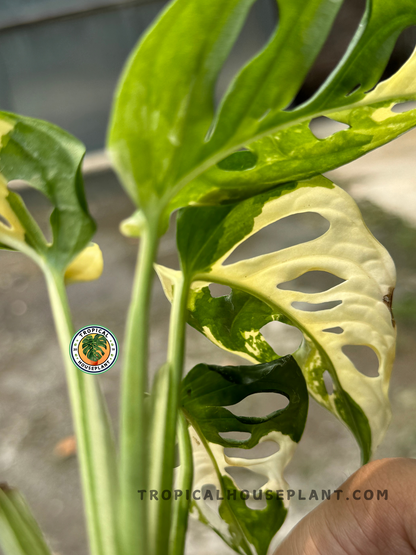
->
(108, 0, 416, 224)
(181, 357, 308, 555)
(187, 96, 416, 200)
(0, 112, 102, 280)
(157, 176, 396, 463)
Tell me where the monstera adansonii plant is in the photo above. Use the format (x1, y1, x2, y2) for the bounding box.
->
(0, 0, 415, 554)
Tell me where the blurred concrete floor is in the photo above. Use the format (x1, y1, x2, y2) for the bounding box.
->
(1, 127, 416, 554)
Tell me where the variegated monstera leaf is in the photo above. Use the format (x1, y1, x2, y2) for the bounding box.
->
(157, 176, 396, 466)
(0, 112, 102, 283)
(181, 357, 308, 555)
(109, 0, 416, 231)
(183, 51, 416, 203)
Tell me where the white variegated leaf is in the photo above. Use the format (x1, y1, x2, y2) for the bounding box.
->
(158, 176, 396, 463)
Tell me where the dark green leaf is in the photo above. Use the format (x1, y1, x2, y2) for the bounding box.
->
(182, 357, 307, 445)
(0, 112, 97, 275)
(181, 357, 307, 555)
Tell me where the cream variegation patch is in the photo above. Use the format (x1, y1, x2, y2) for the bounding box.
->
(0, 118, 13, 140)
(188, 424, 296, 551)
(202, 180, 395, 454)
(364, 46, 416, 103)
(157, 177, 396, 457)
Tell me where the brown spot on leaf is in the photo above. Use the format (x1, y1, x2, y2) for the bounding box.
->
(383, 287, 396, 328)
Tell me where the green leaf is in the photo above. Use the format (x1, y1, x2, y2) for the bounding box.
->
(157, 176, 396, 463)
(0, 484, 52, 555)
(181, 357, 308, 555)
(108, 0, 416, 225)
(108, 0, 259, 211)
(187, 100, 416, 200)
(0, 112, 101, 279)
(207, 0, 416, 150)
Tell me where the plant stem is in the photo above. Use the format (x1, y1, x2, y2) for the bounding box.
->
(170, 412, 193, 555)
(119, 221, 159, 555)
(45, 267, 119, 555)
(148, 273, 189, 555)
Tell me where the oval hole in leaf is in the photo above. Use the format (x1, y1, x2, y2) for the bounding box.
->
(346, 84, 361, 97)
(392, 101, 416, 113)
(209, 283, 232, 298)
(245, 495, 267, 510)
(225, 392, 289, 418)
(260, 320, 303, 355)
(215, 0, 278, 103)
(218, 431, 252, 441)
(278, 271, 345, 294)
(225, 466, 268, 490)
(225, 212, 329, 265)
(309, 117, 350, 139)
(217, 149, 258, 172)
(323, 370, 334, 395)
(322, 326, 344, 334)
(7, 180, 30, 191)
(292, 300, 342, 312)
(342, 345, 379, 378)
(225, 441, 279, 460)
